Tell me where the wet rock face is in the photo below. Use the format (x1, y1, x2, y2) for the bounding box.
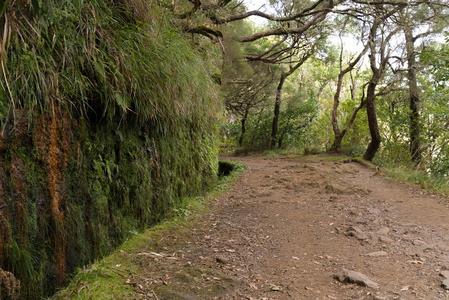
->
(0, 106, 218, 298)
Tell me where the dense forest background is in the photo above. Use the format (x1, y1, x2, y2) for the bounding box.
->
(217, 0, 449, 174)
(1, 0, 449, 298)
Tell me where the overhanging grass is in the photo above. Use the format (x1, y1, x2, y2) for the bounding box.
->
(0, 0, 220, 125)
(51, 161, 245, 299)
(381, 165, 449, 196)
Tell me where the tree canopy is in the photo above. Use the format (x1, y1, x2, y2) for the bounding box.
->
(173, 0, 449, 172)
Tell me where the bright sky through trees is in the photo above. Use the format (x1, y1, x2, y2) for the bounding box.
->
(243, 0, 270, 25)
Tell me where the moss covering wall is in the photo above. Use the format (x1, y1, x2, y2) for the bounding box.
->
(0, 0, 221, 298)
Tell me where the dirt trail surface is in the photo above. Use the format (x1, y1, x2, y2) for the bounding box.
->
(131, 156, 449, 300)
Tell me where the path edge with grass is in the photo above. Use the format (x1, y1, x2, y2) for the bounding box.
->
(51, 160, 245, 299)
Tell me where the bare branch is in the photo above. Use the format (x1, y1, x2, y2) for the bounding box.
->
(214, 0, 327, 24)
(245, 36, 288, 61)
(240, 9, 330, 42)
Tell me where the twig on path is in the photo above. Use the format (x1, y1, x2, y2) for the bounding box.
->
(151, 290, 160, 300)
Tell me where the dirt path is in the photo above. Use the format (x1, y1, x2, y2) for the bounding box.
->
(130, 155, 449, 300)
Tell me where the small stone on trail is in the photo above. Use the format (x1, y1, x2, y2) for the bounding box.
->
(413, 239, 427, 246)
(270, 284, 282, 292)
(376, 227, 390, 235)
(346, 226, 369, 240)
(366, 251, 388, 257)
(440, 270, 449, 279)
(419, 244, 434, 252)
(379, 236, 393, 243)
(441, 279, 449, 290)
(355, 234, 369, 241)
(334, 269, 379, 289)
(346, 226, 364, 235)
(216, 256, 229, 264)
(354, 217, 369, 224)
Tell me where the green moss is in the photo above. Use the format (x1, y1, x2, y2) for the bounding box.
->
(52, 160, 244, 299)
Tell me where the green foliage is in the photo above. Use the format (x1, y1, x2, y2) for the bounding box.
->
(372, 39, 449, 175)
(226, 94, 319, 152)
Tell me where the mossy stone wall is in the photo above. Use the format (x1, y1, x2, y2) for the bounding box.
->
(0, 106, 217, 298)
(0, 1, 221, 298)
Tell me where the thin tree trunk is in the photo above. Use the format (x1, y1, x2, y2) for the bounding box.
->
(238, 110, 249, 146)
(270, 73, 286, 149)
(363, 81, 381, 161)
(363, 19, 385, 161)
(330, 40, 369, 152)
(405, 27, 422, 163)
(362, 8, 403, 161)
(330, 88, 367, 151)
(270, 52, 313, 149)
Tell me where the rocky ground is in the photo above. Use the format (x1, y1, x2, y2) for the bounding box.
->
(126, 155, 449, 299)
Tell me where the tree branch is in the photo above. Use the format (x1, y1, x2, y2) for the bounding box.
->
(179, 22, 223, 39)
(176, 0, 201, 19)
(214, 0, 327, 24)
(240, 9, 330, 42)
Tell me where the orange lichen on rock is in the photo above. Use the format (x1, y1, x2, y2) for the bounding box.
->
(34, 104, 71, 286)
(47, 113, 64, 222)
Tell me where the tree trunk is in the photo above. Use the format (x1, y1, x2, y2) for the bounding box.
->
(330, 131, 345, 152)
(238, 110, 249, 146)
(330, 88, 367, 152)
(363, 81, 381, 161)
(270, 73, 287, 149)
(362, 17, 395, 161)
(330, 72, 344, 151)
(270, 52, 312, 149)
(330, 41, 369, 152)
(405, 27, 422, 163)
